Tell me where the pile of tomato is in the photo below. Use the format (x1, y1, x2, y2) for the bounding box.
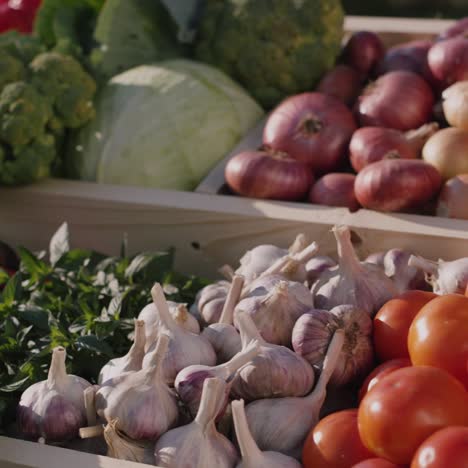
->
(302, 291, 468, 467)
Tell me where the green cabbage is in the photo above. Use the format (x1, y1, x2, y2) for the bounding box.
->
(68, 59, 264, 191)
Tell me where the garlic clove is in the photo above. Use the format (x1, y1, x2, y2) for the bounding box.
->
(305, 255, 337, 285)
(98, 319, 146, 384)
(95, 334, 179, 440)
(17, 346, 91, 443)
(192, 280, 231, 325)
(154, 377, 239, 468)
(142, 283, 216, 384)
(235, 244, 288, 282)
(383, 248, 427, 293)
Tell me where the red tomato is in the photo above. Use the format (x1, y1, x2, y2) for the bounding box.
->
(373, 290, 436, 361)
(302, 409, 375, 468)
(352, 458, 404, 467)
(358, 358, 412, 402)
(408, 294, 468, 390)
(0, 0, 41, 33)
(358, 366, 468, 465)
(411, 426, 468, 468)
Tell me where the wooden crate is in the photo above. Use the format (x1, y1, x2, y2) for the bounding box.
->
(1, 16, 467, 468)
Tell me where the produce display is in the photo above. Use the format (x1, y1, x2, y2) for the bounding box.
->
(1, 224, 467, 467)
(224, 17, 468, 220)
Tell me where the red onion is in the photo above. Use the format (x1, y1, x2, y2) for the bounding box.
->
(225, 149, 313, 201)
(341, 31, 385, 76)
(438, 17, 468, 41)
(436, 174, 468, 220)
(316, 65, 363, 106)
(349, 123, 438, 172)
(308, 173, 360, 212)
(377, 40, 438, 87)
(428, 37, 468, 86)
(356, 71, 435, 131)
(354, 159, 442, 213)
(263, 93, 357, 174)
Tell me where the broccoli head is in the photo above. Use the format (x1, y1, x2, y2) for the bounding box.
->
(195, 0, 344, 109)
(30, 52, 97, 128)
(0, 133, 56, 186)
(0, 82, 53, 147)
(0, 53, 26, 89)
(0, 31, 45, 66)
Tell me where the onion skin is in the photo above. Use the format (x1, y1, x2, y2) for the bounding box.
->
(341, 31, 386, 76)
(438, 17, 468, 41)
(428, 37, 468, 86)
(356, 71, 435, 131)
(263, 92, 357, 174)
(422, 128, 468, 180)
(316, 65, 363, 106)
(377, 40, 437, 87)
(437, 174, 468, 220)
(442, 81, 468, 131)
(225, 150, 313, 201)
(349, 127, 417, 172)
(309, 173, 360, 211)
(355, 159, 442, 213)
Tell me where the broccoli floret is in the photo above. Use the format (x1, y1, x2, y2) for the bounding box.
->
(29, 52, 97, 128)
(0, 82, 52, 147)
(195, 0, 344, 109)
(0, 53, 26, 89)
(0, 133, 56, 186)
(0, 31, 45, 65)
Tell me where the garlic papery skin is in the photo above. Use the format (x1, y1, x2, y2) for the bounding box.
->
(408, 255, 468, 294)
(98, 319, 146, 384)
(202, 275, 244, 364)
(383, 248, 427, 293)
(305, 255, 337, 285)
(175, 340, 260, 418)
(244, 330, 345, 459)
(235, 244, 288, 282)
(311, 225, 398, 316)
(234, 278, 312, 346)
(365, 251, 386, 267)
(139, 301, 200, 352)
(104, 418, 155, 464)
(191, 280, 231, 325)
(231, 313, 314, 401)
(292, 305, 373, 386)
(17, 346, 91, 442)
(232, 399, 301, 468)
(442, 81, 468, 131)
(95, 334, 178, 440)
(154, 377, 239, 468)
(142, 283, 216, 384)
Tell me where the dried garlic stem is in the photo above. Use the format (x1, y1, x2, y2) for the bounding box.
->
(84, 387, 97, 426)
(219, 264, 235, 280)
(408, 255, 438, 275)
(232, 400, 262, 462)
(79, 425, 104, 439)
(219, 275, 245, 325)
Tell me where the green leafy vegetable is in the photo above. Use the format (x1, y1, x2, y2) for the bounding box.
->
(0, 223, 208, 434)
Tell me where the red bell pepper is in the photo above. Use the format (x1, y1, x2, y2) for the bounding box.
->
(0, 0, 41, 34)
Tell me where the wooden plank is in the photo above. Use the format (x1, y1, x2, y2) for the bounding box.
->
(0, 437, 156, 468)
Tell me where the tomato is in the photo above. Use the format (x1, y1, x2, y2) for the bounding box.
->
(358, 366, 468, 465)
(373, 290, 436, 361)
(0, 0, 41, 33)
(302, 409, 374, 468)
(411, 426, 468, 468)
(408, 294, 468, 390)
(358, 358, 412, 402)
(352, 458, 404, 468)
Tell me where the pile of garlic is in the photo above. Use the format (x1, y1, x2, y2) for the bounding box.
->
(16, 225, 465, 467)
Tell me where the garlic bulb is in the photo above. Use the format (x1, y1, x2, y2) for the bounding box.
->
(311, 225, 398, 315)
(191, 280, 231, 325)
(98, 319, 146, 384)
(234, 277, 313, 346)
(154, 377, 239, 468)
(104, 419, 155, 464)
(232, 399, 301, 468)
(408, 255, 468, 294)
(384, 248, 427, 293)
(292, 305, 374, 386)
(231, 314, 314, 401)
(201, 275, 243, 363)
(365, 251, 386, 267)
(175, 340, 259, 418)
(305, 255, 337, 285)
(95, 334, 178, 440)
(17, 346, 91, 442)
(244, 330, 345, 458)
(142, 283, 216, 383)
(139, 301, 200, 351)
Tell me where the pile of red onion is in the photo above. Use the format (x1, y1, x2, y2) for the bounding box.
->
(224, 18, 468, 220)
